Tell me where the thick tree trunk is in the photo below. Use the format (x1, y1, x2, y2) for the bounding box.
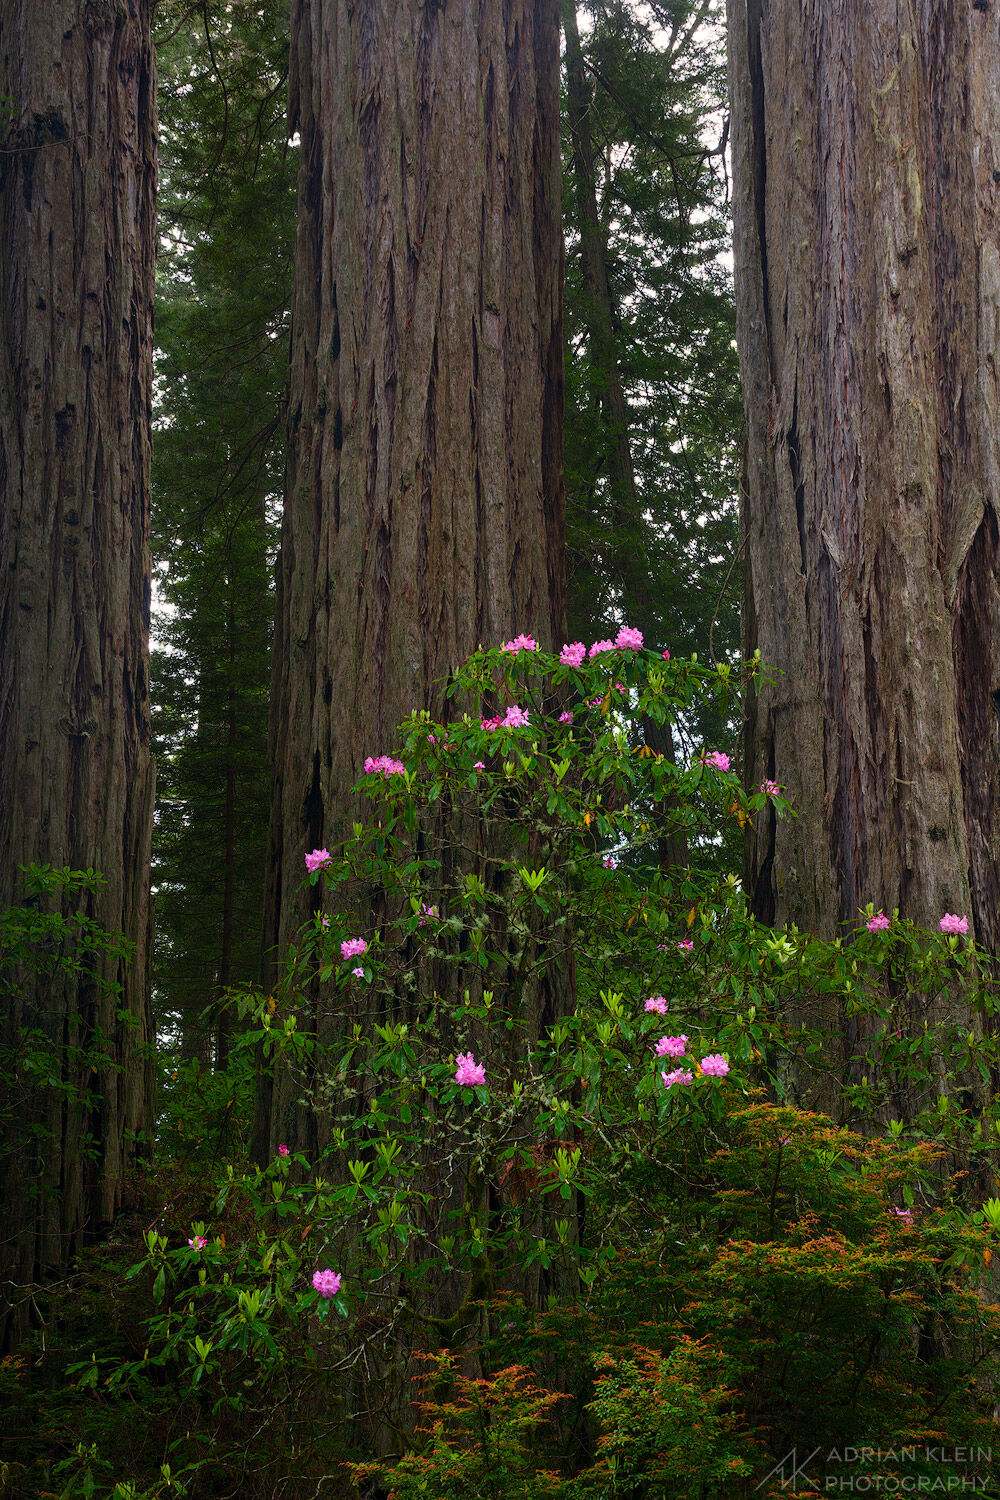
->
(562, 0, 686, 871)
(0, 0, 156, 1346)
(262, 0, 566, 1010)
(728, 0, 1000, 952)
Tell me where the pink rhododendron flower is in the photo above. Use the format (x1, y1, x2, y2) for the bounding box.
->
(760, 780, 780, 797)
(341, 937, 368, 960)
(602, 856, 618, 870)
(589, 638, 616, 658)
(558, 710, 573, 724)
(661, 648, 671, 659)
(312, 1268, 342, 1297)
(188, 1235, 208, 1251)
(501, 633, 538, 655)
(277, 1144, 290, 1158)
(645, 995, 668, 1015)
(418, 903, 439, 925)
(480, 714, 502, 731)
(352, 966, 365, 978)
(701, 751, 730, 772)
(455, 1052, 486, 1087)
(940, 913, 969, 936)
(700, 1053, 730, 1078)
(473, 760, 485, 769)
(305, 848, 332, 873)
(677, 939, 694, 953)
(363, 755, 406, 775)
(867, 912, 891, 933)
(890, 1207, 914, 1223)
(615, 626, 643, 651)
(661, 1068, 694, 1089)
(655, 1035, 688, 1058)
(501, 705, 530, 728)
(560, 641, 587, 667)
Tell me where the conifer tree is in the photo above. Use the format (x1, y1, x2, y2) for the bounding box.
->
(262, 0, 567, 1080)
(0, 0, 156, 1345)
(728, 0, 1000, 945)
(152, 0, 294, 1063)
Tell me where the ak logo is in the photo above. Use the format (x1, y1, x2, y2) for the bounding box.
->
(756, 1447, 822, 1491)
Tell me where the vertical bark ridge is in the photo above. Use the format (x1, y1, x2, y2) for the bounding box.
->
(729, 0, 1000, 953)
(261, 0, 565, 1148)
(0, 0, 155, 1346)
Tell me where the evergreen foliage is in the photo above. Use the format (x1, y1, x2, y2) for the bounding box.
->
(151, 0, 295, 1061)
(562, 1, 740, 678)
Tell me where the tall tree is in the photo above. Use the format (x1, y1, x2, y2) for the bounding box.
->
(152, 0, 292, 1067)
(561, 0, 739, 868)
(728, 0, 1000, 946)
(263, 0, 567, 1034)
(0, 0, 156, 1342)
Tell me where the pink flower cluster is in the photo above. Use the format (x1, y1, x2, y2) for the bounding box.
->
(589, 639, 616, 658)
(645, 995, 668, 1014)
(352, 966, 365, 978)
(188, 1235, 208, 1251)
(277, 1143, 290, 1158)
(661, 1054, 730, 1087)
(890, 1207, 914, 1224)
(701, 751, 731, 772)
(341, 937, 368, 960)
(312, 1268, 342, 1298)
(305, 848, 332, 874)
(760, 780, 780, 797)
(418, 903, 439, 925)
(655, 1035, 688, 1058)
(677, 939, 694, 953)
(661, 648, 671, 660)
(940, 913, 969, 936)
(616, 626, 643, 651)
(558, 710, 573, 724)
(560, 642, 586, 667)
(364, 755, 406, 775)
(481, 705, 530, 731)
(602, 856, 618, 870)
(867, 912, 891, 933)
(455, 1052, 486, 1087)
(501, 634, 538, 655)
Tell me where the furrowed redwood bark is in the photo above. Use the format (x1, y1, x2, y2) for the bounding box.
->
(0, 0, 155, 1344)
(728, 0, 1000, 951)
(262, 0, 566, 1034)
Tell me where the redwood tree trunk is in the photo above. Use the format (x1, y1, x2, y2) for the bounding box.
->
(728, 0, 1000, 951)
(0, 0, 156, 1345)
(262, 0, 566, 1028)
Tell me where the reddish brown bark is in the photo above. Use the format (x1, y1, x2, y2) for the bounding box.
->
(0, 0, 156, 1344)
(262, 0, 566, 1032)
(728, 0, 1000, 952)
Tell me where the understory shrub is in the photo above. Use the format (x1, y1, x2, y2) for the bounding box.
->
(7, 637, 1000, 1498)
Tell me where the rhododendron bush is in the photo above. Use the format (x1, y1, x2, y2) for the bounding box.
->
(26, 641, 1000, 1498)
